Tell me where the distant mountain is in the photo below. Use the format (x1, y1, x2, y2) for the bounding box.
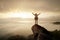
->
(53, 22, 60, 25)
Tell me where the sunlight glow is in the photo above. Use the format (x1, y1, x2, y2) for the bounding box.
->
(6, 11, 34, 18)
(0, 11, 53, 18)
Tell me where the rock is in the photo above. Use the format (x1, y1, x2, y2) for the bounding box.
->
(31, 24, 52, 40)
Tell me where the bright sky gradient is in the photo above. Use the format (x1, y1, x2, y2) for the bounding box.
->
(0, 0, 60, 19)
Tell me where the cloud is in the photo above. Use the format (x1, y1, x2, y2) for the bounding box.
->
(53, 22, 60, 25)
(0, 0, 60, 13)
(29, 0, 60, 12)
(0, 0, 21, 13)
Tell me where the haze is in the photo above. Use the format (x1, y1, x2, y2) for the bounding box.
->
(0, 0, 60, 36)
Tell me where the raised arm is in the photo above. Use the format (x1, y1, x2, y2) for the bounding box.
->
(32, 13, 35, 15)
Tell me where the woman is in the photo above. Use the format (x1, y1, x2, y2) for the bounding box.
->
(32, 13, 40, 24)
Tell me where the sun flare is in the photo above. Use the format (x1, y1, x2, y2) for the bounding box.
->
(6, 12, 34, 18)
(0, 11, 50, 18)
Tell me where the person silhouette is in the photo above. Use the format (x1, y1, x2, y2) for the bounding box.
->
(32, 13, 40, 24)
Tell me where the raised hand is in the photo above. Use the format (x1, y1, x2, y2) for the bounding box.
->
(32, 13, 35, 15)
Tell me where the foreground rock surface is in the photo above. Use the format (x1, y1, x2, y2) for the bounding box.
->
(32, 24, 52, 40)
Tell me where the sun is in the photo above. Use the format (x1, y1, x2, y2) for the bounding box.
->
(19, 13, 29, 18)
(19, 12, 33, 18)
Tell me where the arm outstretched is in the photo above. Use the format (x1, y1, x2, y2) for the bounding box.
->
(32, 13, 35, 15)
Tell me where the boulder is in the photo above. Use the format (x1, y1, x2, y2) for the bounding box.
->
(32, 24, 52, 40)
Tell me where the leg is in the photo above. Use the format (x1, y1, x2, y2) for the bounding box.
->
(35, 20, 38, 24)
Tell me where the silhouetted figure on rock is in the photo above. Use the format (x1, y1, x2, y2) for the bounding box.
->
(32, 24, 52, 40)
(32, 13, 52, 40)
(32, 13, 40, 24)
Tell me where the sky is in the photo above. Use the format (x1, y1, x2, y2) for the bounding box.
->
(0, 0, 60, 21)
(0, 0, 60, 36)
(0, 0, 60, 12)
(0, 0, 60, 19)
